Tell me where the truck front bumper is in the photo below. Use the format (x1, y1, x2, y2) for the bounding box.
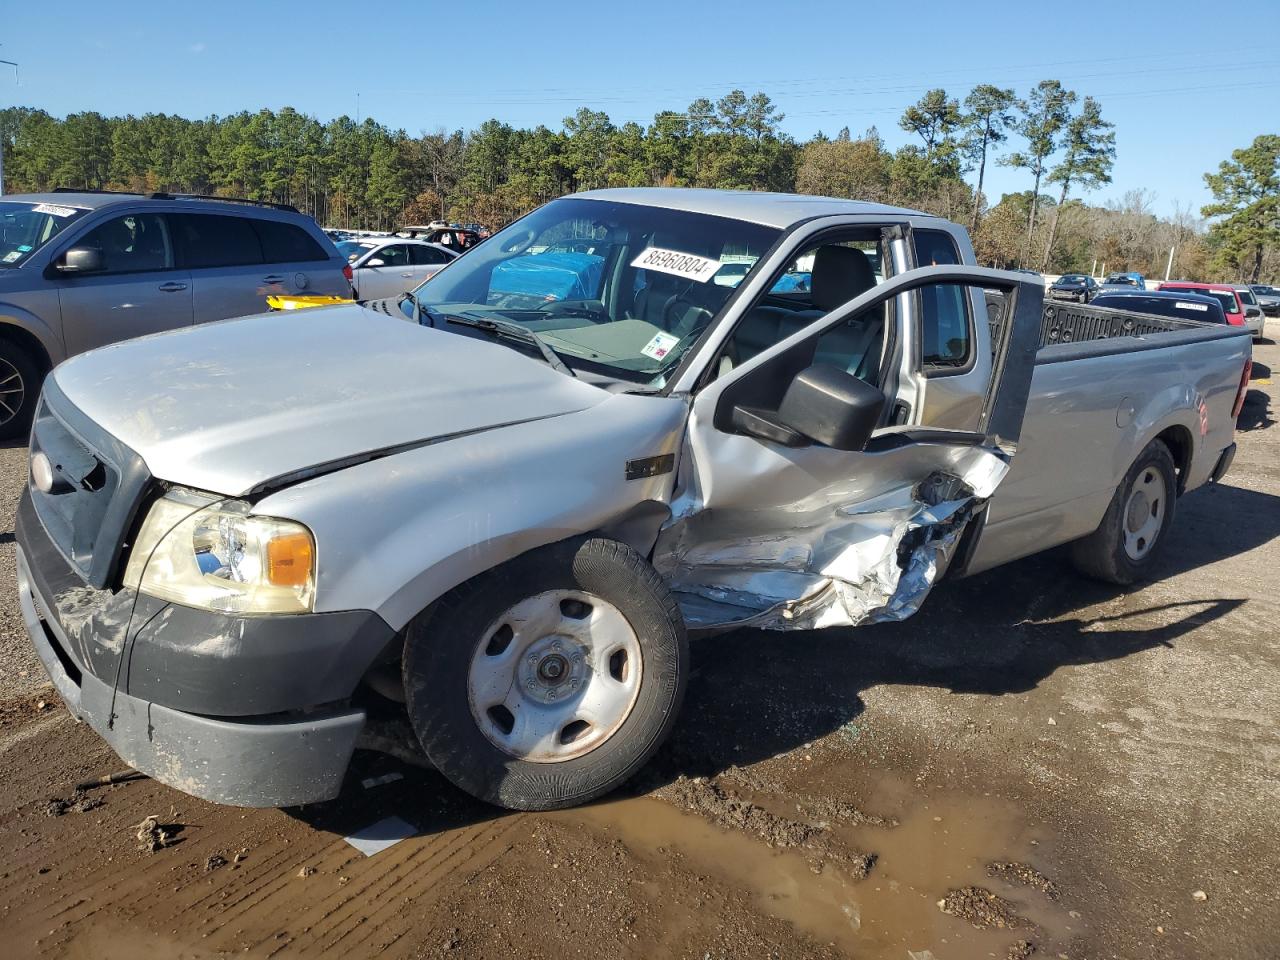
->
(15, 492, 396, 808)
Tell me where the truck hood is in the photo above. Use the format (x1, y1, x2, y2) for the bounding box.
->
(50, 304, 607, 496)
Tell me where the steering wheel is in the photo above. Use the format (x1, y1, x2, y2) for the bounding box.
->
(661, 295, 713, 337)
(537, 300, 608, 322)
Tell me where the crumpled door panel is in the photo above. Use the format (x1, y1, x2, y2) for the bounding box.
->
(652, 265, 1043, 633)
(653, 432, 1008, 631)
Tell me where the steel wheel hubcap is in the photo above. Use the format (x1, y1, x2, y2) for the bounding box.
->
(1122, 466, 1165, 561)
(468, 590, 643, 762)
(0, 359, 25, 426)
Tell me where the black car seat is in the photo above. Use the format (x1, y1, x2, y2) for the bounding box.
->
(732, 245, 883, 379)
(95, 218, 137, 272)
(133, 217, 169, 271)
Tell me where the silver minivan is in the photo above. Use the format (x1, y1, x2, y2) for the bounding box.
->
(0, 191, 351, 439)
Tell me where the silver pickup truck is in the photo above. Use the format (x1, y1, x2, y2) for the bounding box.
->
(15, 189, 1251, 811)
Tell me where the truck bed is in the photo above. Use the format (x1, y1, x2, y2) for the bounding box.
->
(985, 293, 1231, 355)
(969, 291, 1251, 576)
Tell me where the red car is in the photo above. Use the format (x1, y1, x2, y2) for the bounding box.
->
(1157, 281, 1246, 326)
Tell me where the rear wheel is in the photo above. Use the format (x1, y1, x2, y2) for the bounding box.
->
(403, 536, 687, 810)
(0, 341, 41, 442)
(1070, 439, 1176, 584)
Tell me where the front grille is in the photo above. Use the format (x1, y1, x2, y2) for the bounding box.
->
(28, 380, 152, 589)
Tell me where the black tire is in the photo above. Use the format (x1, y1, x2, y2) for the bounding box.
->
(403, 536, 688, 811)
(0, 340, 41, 443)
(1070, 439, 1177, 585)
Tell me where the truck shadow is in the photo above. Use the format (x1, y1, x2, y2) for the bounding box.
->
(1238, 360, 1274, 431)
(292, 482, 1276, 838)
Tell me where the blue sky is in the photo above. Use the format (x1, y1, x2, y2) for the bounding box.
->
(2, 0, 1277, 218)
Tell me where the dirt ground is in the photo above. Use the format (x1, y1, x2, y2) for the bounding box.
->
(0, 335, 1276, 960)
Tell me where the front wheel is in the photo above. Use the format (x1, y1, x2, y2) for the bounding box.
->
(1070, 439, 1176, 584)
(403, 536, 688, 811)
(0, 340, 42, 443)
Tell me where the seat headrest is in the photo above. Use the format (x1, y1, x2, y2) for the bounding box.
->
(810, 245, 877, 313)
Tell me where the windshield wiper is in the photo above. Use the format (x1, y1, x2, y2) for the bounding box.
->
(443, 313, 577, 378)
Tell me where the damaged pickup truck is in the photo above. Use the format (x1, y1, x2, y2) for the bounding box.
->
(16, 189, 1251, 811)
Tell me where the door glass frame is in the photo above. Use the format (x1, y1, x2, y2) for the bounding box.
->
(692, 265, 1042, 448)
(58, 212, 178, 278)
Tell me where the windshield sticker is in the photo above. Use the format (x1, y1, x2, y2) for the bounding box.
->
(641, 330, 681, 361)
(1175, 301, 1209, 311)
(631, 247, 723, 284)
(32, 203, 78, 218)
(17, 244, 32, 252)
(2, 251, 21, 263)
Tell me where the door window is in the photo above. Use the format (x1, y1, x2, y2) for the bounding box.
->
(77, 214, 173, 274)
(716, 235, 890, 379)
(372, 244, 411, 268)
(253, 219, 328, 263)
(913, 230, 972, 370)
(410, 245, 449, 265)
(172, 214, 264, 269)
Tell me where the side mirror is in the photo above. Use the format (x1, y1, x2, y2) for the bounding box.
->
(56, 245, 104, 274)
(364, 258, 386, 268)
(732, 363, 886, 451)
(1245, 305, 1262, 318)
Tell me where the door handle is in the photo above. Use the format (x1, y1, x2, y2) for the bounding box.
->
(400, 272, 414, 278)
(262, 275, 286, 284)
(158, 281, 188, 293)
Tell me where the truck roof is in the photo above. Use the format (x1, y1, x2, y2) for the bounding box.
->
(573, 188, 931, 229)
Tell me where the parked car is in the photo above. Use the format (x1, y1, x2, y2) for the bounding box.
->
(336, 237, 457, 300)
(397, 224, 482, 250)
(1232, 284, 1268, 339)
(1101, 272, 1146, 291)
(1247, 283, 1280, 317)
(0, 190, 351, 440)
(431, 227, 482, 251)
(1048, 273, 1098, 302)
(17, 189, 1249, 812)
(1158, 281, 1262, 340)
(1090, 289, 1227, 325)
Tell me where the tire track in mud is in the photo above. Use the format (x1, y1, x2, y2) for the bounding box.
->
(263, 819, 522, 956)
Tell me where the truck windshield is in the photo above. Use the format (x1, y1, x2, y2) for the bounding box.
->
(0, 200, 89, 268)
(407, 197, 781, 384)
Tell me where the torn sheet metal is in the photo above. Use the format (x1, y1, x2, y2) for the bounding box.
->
(653, 440, 1009, 632)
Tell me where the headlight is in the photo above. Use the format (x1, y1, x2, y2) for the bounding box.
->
(123, 488, 315, 614)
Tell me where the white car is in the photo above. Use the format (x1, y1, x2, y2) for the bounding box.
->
(336, 237, 457, 301)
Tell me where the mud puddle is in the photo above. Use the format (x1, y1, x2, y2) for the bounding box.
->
(570, 776, 1078, 959)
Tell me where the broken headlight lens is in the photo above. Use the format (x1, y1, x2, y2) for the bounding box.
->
(122, 488, 315, 614)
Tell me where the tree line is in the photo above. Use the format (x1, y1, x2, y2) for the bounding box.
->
(0, 86, 1274, 281)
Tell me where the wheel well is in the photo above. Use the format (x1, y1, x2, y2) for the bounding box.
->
(0, 323, 53, 376)
(1154, 425, 1192, 495)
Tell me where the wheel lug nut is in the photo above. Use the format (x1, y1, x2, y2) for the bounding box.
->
(548, 691, 557, 700)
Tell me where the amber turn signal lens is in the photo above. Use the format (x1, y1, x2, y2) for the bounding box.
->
(266, 532, 314, 587)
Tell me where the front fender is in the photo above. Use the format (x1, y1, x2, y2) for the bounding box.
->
(255, 392, 689, 632)
(0, 297, 64, 366)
